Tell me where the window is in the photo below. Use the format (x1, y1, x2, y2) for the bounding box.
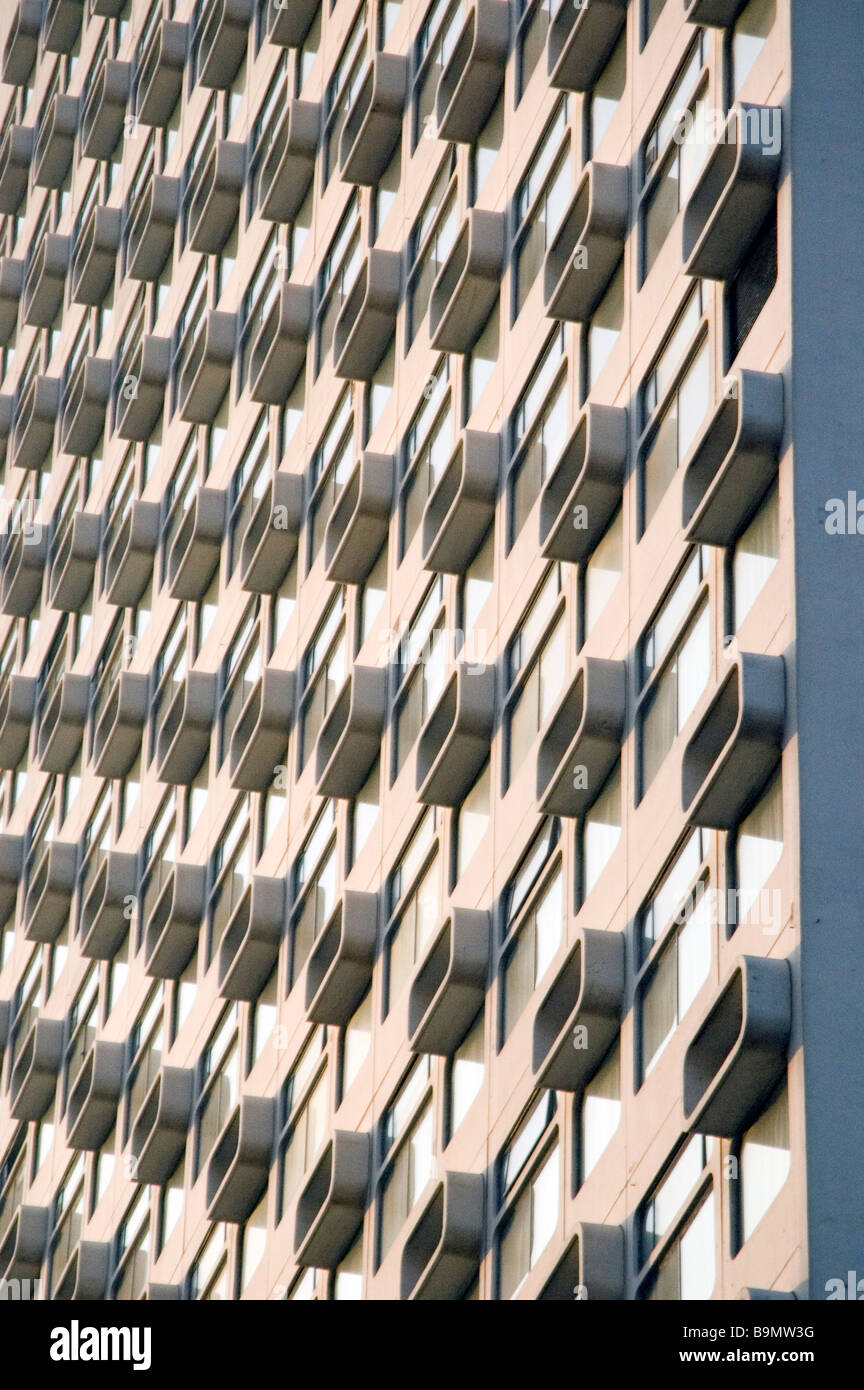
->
(290, 802, 338, 985)
(638, 830, 712, 1079)
(240, 1196, 268, 1291)
(585, 260, 623, 394)
(180, 96, 219, 247)
(446, 1008, 485, 1140)
(729, 0, 776, 100)
(638, 550, 711, 794)
(726, 208, 778, 366)
(732, 770, 783, 931)
(0, 1128, 28, 1251)
(509, 326, 568, 543)
(350, 756, 380, 866)
(228, 414, 270, 575)
(188, 1223, 229, 1300)
(465, 299, 499, 419)
(579, 1040, 621, 1183)
(358, 544, 388, 650)
(455, 759, 490, 883)
(505, 566, 565, 785)
(218, 606, 261, 766)
(459, 524, 494, 646)
(640, 36, 708, 280)
(513, 101, 571, 319)
(323, 8, 368, 182)
(238, 235, 279, 392)
(126, 987, 164, 1144)
(114, 1188, 151, 1300)
(502, 862, 563, 1042)
(399, 359, 452, 555)
(413, 0, 461, 145)
(195, 1005, 239, 1178)
(332, 1235, 364, 1300)
(516, 0, 553, 102)
(248, 967, 278, 1072)
(583, 507, 623, 640)
(639, 1135, 715, 1300)
(496, 1093, 558, 1299)
(339, 988, 372, 1102)
(588, 28, 626, 157)
(470, 93, 503, 203)
(393, 576, 447, 776)
(378, 1056, 433, 1263)
(207, 802, 252, 965)
(65, 969, 100, 1113)
(139, 796, 176, 950)
(736, 1081, 789, 1247)
(299, 594, 346, 769)
(385, 809, 440, 1012)
(581, 760, 621, 899)
(308, 389, 355, 563)
(406, 154, 458, 345)
(640, 284, 709, 531)
(278, 1028, 328, 1214)
(642, 0, 668, 46)
(49, 1155, 87, 1297)
(730, 482, 779, 631)
(248, 55, 289, 214)
(316, 195, 362, 372)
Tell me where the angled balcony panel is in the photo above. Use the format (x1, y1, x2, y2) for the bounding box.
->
(0, 523, 48, 616)
(66, 1040, 125, 1150)
(240, 470, 302, 594)
(155, 671, 218, 785)
(10, 1017, 64, 1120)
(265, 0, 319, 47)
(198, 0, 252, 89)
(305, 892, 378, 1027)
(47, 511, 101, 611)
(258, 100, 319, 224)
(401, 1172, 485, 1300)
(0, 1205, 49, 1284)
(187, 141, 246, 255)
(177, 310, 235, 424)
(32, 94, 78, 188)
(43, 0, 84, 52)
(218, 876, 285, 1002)
(81, 58, 131, 160)
(340, 53, 407, 186)
(228, 666, 293, 792)
(294, 1131, 370, 1269)
(249, 282, 311, 405)
(114, 336, 171, 442)
(23, 841, 77, 943)
(544, 162, 628, 322)
(682, 653, 785, 830)
(429, 210, 504, 354)
(167, 487, 226, 601)
(537, 658, 627, 817)
(144, 862, 207, 979)
(417, 664, 495, 808)
(126, 177, 180, 282)
(0, 834, 24, 926)
(70, 205, 121, 306)
(408, 909, 489, 1056)
(2, 1, 43, 86)
(0, 257, 25, 343)
(93, 667, 150, 778)
(206, 1096, 275, 1224)
(22, 233, 70, 327)
(103, 500, 161, 606)
(532, 929, 624, 1091)
(36, 673, 89, 774)
(683, 105, 782, 281)
(548, 0, 627, 93)
(0, 675, 36, 768)
(685, 0, 748, 24)
(333, 250, 401, 382)
(539, 403, 627, 564)
(315, 666, 387, 800)
(10, 375, 59, 473)
(135, 20, 187, 128)
(131, 1066, 194, 1186)
(52, 1242, 110, 1301)
(324, 451, 393, 585)
(683, 370, 784, 546)
(79, 850, 138, 960)
(436, 0, 509, 144)
(539, 1224, 625, 1301)
(421, 430, 498, 574)
(0, 125, 33, 214)
(59, 359, 110, 458)
(684, 955, 791, 1137)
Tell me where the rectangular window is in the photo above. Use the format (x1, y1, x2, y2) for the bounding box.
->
(291, 803, 338, 984)
(639, 1135, 715, 1300)
(509, 326, 567, 544)
(726, 208, 778, 367)
(399, 360, 451, 555)
(393, 576, 447, 775)
(640, 36, 708, 280)
(377, 1055, 433, 1263)
(279, 1030, 329, 1212)
(505, 567, 564, 785)
(407, 153, 458, 345)
(413, 1, 461, 145)
(731, 483, 779, 631)
(640, 289, 709, 532)
(323, 9, 368, 182)
(299, 595, 346, 769)
(308, 390, 355, 564)
(513, 102, 571, 319)
(516, 0, 553, 102)
(496, 1093, 558, 1298)
(638, 552, 711, 795)
(316, 196, 362, 373)
(580, 1040, 621, 1182)
(581, 761, 621, 898)
(385, 810, 440, 1012)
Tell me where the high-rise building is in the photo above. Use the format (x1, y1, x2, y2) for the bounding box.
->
(0, 0, 860, 1303)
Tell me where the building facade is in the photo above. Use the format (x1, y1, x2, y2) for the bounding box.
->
(0, 0, 860, 1302)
